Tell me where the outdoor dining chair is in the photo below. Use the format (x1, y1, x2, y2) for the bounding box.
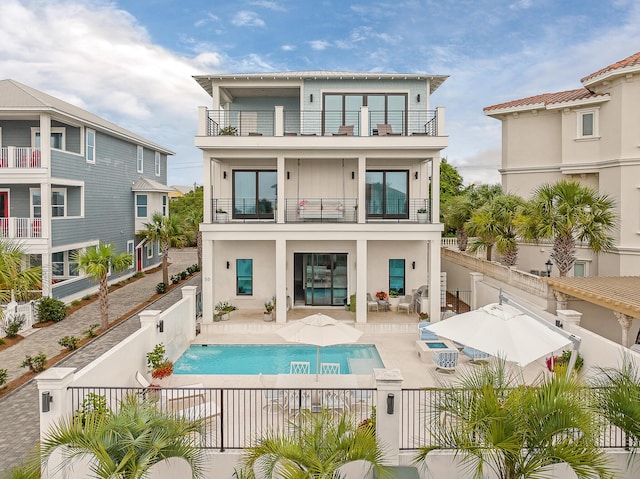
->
(433, 349, 458, 373)
(320, 362, 340, 375)
(290, 361, 311, 374)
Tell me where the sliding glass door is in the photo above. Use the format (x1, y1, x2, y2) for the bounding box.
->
(295, 253, 348, 306)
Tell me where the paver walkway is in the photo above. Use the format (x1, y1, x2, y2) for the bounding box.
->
(0, 248, 199, 473)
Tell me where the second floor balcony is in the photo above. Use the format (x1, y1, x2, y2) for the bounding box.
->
(0, 147, 42, 168)
(0, 217, 42, 239)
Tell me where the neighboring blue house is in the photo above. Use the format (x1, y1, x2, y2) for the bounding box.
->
(0, 79, 173, 301)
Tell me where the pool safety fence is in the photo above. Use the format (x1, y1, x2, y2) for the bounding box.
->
(69, 386, 376, 451)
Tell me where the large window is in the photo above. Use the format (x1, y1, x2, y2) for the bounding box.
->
(51, 188, 66, 217)
(33, 127, 65, 150)
(155, 152, 161, 176)
(236, 259, 253, 295)
(51, 249, 81, 280)
(30, 189, 41, 218)
(137, 146, 144, 173)
(136, 194, 147, 218)
(232, 170, 276, 219)
(389, 259, 405, 295)
(366, 171, 408, 218)
(323, 93, 407, 135)
(86, 129, 95, 163)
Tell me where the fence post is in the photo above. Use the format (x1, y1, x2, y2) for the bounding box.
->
(469, 272, 483, 310)
(181, 285, 198, 342)
(374, 368, 403, 465)
(455, 289, 460, 313)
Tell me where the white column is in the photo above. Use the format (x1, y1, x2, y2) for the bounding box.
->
(374, 368, 403, 465)
(436, 106, 446, 136)
(275, 239, 287, 323)
(429, 240, 441, 322)
(431, 156, 441, 225)
(201, 238, 214, 323)
(182, 285, 198, 342)
(37, 368, 76, 440)
(470, 272, 484, 310)
(357, 156, 366, 223)
(275, 106, 284, 136)
(277, 156, 285, 223)
(613, 311, 633, 348)
(39, 113, 51, 170)
(356, 239, 367, 323)
(203, 158, 212, 224)
(197, 106, 208, 136)
(360, 106, 369, 136)
(139, 309, 162, 351)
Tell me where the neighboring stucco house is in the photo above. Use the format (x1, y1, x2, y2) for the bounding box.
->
(484, 51, 640, 277)
(0, 79, 174, 301)
(193, 71, 448, 325)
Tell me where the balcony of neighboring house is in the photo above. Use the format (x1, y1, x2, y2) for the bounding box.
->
(210, 197, 432, 224)
(0, 147, 42, 168)
(203, 107, 444, 138)
(0, 217, 42, 239)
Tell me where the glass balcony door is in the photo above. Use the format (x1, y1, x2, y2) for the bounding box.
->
(299, 253, 348, 306)
(366, 171, 408, 219)
(232, 170, 276, 219)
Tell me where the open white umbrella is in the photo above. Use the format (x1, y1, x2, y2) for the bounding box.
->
(425, 302, 572, 367)
(276, 313, 363, 379)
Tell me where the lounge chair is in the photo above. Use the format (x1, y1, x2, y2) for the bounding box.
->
(335, 125, 354, 136)
(433, 350, 458, 373)
(135, 371, 204, 402)
(418, 321, 438, 341)
(320, 362, 340, 375)
(461, 346, 491, 364)
(377, 123, 393, 136)
(397, 295, 413, 314)
(259, 373, 285, 413)
(290, 361, 311, 374)
(367, 293, 379, 312)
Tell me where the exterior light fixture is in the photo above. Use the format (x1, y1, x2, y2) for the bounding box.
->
(417, 94, 421, 102)
(545, 259, 553, 277)
(157, 319, 164, 333)
(223, 171, 227, 179)
(310, 94, 313, 103)
(414, 171, 418, 180)
(226, 261, 230, 269)
(412, 261, 416, 270)
(287, 171, 290, 180)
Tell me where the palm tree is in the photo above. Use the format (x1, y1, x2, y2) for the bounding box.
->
(140, 212, 187, 285)
(241, 409, 388, 479)
(591, 356, 640, 454)
(415, 359, 615, 479)
(467, 194, 525, 265)
(0, 239, 41, 304)
(40, 394, 206, 479)
(74, 244, 132, 330)
(442, 194, 474, 252)
(518, 179, 616, 276)
(182, 206, 203, 269)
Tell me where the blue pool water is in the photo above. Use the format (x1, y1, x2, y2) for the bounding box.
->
(173, 344, 384, 375)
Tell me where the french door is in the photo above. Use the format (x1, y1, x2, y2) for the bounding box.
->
(294, 253, 348, 306)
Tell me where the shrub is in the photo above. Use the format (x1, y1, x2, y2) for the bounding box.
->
(133, 271, 145, 278)
(71, 300, 81, 307)
(170, 274, 181, 284)
(349, 294, 356, 313)
(74, 392, 109, 424)
(2, 314, 25, 338)
(146, 343, 173, 379)
(58, 335, 80, 351)
(83, 323, 99, 338)
(155, 282, 167, 294)
(0, 338, 5, 346)
(37, 297, 67, 323)
(21, 353, 47, 373)
(82, 295, 92, 301)
(0, 368, 7, 387)
(179, 271, 188, 280)
(191, 263, 200, 272)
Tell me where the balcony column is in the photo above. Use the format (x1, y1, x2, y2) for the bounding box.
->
(360, 106, 369, 136)
(201, 238, 214, 323)
(357, 156, 366, 223)
(435, 107, 445, 136)
(274, 106, 284, 136)
(277, 156, 285, 223)
(356, 239, 367, 323)
(275, 239, 287, 323)
(197, 106, 208, 136)
(428, 239, 441, 322)
(431, 157, 440, 224)
(203, 158, 212, 223)
(39, 113, 51, 170)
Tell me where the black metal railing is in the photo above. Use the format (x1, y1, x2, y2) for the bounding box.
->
(211, 198, 277, 223)
(69, 386, 376, 451)
(207, 110, 275, 136)
(440, 290, 472, 315)
(365, 199, 431, 223)
(285, 198, 358, 223)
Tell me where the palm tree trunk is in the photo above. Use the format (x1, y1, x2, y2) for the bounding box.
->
(162, 238, 169, 285)
(456, 229, 468, 252)
(99, 274, 109, 330)
(503, 248, 518, 267)
(486, 244, 493, 262)
(552, 233, 576, 277)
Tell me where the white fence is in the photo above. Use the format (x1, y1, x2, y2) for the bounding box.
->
(0, 300, 38, 338)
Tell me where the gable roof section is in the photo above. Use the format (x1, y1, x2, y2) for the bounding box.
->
(132, 177, 173, 193)
(0, 79, 173, 155)
(581, 51, 640, 85)
(484, 88, 609, 115)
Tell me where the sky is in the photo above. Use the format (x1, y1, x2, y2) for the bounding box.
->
(1, 0, 639, 187)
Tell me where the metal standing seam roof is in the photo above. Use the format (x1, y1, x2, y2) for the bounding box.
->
(193, 70, 449, 96)
(545, 276, 640, 319)
(0, 79, 174, 155)
(131, 177, 174, 192)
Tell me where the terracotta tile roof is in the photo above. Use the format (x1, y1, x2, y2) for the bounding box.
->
(581, 51, 640, 83)
(546, 276, 640, 319)
(484, 88, 603, 112)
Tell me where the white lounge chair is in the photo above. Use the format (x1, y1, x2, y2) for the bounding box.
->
(259, 373, 285, 413)
(418, 321, 438, 341)
(462, 346, 491, 364)
(433, 350, 458, 373)
(135, 371, 204, 402)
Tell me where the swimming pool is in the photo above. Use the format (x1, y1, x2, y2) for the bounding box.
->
(173, 344, 384, 375)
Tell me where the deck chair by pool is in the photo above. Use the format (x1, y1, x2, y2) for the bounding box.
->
(367, 293, 379, 312)
(418, 321, 438, 341)
(320, 362, 340, 375)
(433, 350, 458, 373)
(462, 346, 491, 364)
(397, 295, 413, 314)
(259, 373, 285, 413)
(335, 124, 354, 136)
(377, 123, 393, 136)
(135, 371, 204, 402)
(290, 361, 311, 374)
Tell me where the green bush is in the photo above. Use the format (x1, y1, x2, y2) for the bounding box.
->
(2, 314, 25, 338)
(170, 274, 181, 284)
(71, 300, 81, 307)
(155, 282, 167, 294)
(83, 323, 99, 339)
(179, 271, 188, 280)
(349, 294, 356, 313)
(0, 338, 5, 346)
(21, 353, 47, 373)
(37, 297, 67, 323)
(82, 295, 92, 301)
(58, 335, 80, 351)
(133, 271, 145, 278)
(0, 368, 7, 387)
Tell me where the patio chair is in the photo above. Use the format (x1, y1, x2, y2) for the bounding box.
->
(287, 389, 313, 415)
(433, 350, 458, 373)
(397, 295, 413, 314)
(418, 321, 438, 341)
(367, 293, 379, 312)
(135, 371, 205, 403)
(322, 390, 347, 414)
(335, 125, 354, 136)
(290, 361, 311, 374)
(376, 123, 393, 136)
(320, 362, 340, 375)
(259, 373, 285, 413)
(461, 346, 491, 364)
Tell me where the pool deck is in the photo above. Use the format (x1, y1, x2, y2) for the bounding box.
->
(171, 307, 549, 390)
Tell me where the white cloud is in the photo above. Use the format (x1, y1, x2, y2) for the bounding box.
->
(509, 0, 532, 10)
(231, 11, 265, 27)
(194, 13, 219, 27)
(281, 44, 296, 51)
(308, 40, 331, 51)
(249, 0, 287, 12)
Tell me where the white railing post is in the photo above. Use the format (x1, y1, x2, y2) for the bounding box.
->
(181, 286, 198, 342)
(435, 107, 445, 136)
(374, 368, 403, 465)
(470, 272, 484, 310)
(274, 106, 284, 136)
(197, 106, 208, 136)
(360, 106, 369, 136)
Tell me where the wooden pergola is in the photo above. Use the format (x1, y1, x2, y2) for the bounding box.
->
(546, 276, 640, 347)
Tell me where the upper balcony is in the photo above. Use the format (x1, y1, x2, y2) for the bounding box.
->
(0, 147, 42, 169)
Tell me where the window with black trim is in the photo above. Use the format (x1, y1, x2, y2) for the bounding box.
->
(232, 170, 276, 219)
(323, 93, 407, 135)
(236, 259, 253, 295)
(366, 170, 409, 218)
(389, 259, 405, 295)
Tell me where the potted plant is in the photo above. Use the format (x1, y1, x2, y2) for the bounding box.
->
(215, 301, 236, 321)
(417, 207, 428, 224)
(219, 125, 238, 136)
(418, 312, 429, 321)
(146, 343, 173, 381)
(388, 289, 400, 311)
(263, 298, 274, 322)
(216, 208, 228, 223)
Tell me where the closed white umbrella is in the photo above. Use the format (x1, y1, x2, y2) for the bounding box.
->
(276, 313, 363, 379)
(426, 303, 572, 367)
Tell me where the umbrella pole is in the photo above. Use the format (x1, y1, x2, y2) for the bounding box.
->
(316, 346, 320, 381)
